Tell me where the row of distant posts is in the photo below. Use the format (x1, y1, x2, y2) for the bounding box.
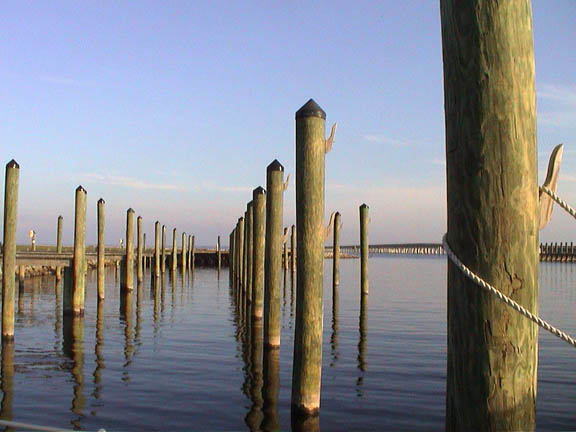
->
(227, 99, 370, 426)
(0, 162, 205, 342)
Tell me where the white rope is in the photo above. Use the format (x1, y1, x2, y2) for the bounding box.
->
(540, 185, 576, 220)
(0, 419, 105, 432)
(442, 234, 576, 348)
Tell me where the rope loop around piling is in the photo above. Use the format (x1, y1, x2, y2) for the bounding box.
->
(442, 233, 576, 349)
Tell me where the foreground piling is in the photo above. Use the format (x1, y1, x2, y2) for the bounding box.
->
(56, 215, 63, 281)
(122, 208, 135, 293)
(360, 204, 369, 295)
(292, 99, 330, 418)
(97, 199, 105, 300)
(71, 186, 87, 316)
(264, 160, 284, 348)
(2, 160, 19, 341)
(252, 187, 266, 320)
(441, 1, 538, 429)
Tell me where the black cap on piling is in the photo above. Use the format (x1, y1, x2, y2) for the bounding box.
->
(295, 99, 326, 120)
(253, 186, 266, 196)
(6, 159, 20, 169)
(360, 203, 369, 209)
(267, 159, 284, 172)
(76, 185, 87, 193)
(128, 208, 135, 213)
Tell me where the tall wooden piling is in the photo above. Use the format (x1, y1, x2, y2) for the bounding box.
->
(246, 202, 254, 306)
(238, 218, 245, 292)
(264, 160, 284, 348)
(229, 231, 235, 285)
(292, 99, 329, 418)
(2, 161, 19, 341)
(143, 233, 147, 268)
(97, 199, 105, 300)
(181, 232, 187, 274)
(217, 236, 221, 271)
(283, 227, 289, 270)
(154, 221, 161, 279)
(333, 212, 341, 291)
(252, 187, 266, 320)
(441, 1, 538, 429)
(172, 229, 178, 272)
(191, 235, 195, 272)
(291, 225, 296, 273)
(56, 215, 63, 281)
(71, 186, 87, 316)
(137, 216, 143, 283)
(161, 225, 166, 273)
(360, 204, 369, 295)
(234, 222, 240, 290)
(122, 208, 135, 293)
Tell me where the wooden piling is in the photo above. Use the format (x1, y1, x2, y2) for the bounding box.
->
(333, 212, 341, 291)
(143, 233, 147, 268)
(252, 187, 266, 320)
(217, 236, 221, 271)
(291, 224, 296, 273)
(283, 227, 289, 270)
(97, 199, 105, 300)
(360, 204, 369, 295)
(2, 160, 19, 341)
(234, 222, 240, 290)
(71, 186, 87, 316)
(181, 232, 187, 275)
(264, 160, 284, 348)
(191, 235, 195, 272)
(292, 99, 329, 418)
(161, 225, 166, 273)
(154, 221, 161, 279)
(441, 1, 538, 429)
(172, 228, 178, 272)
(238, 217, 245, 292)
(137, 216, 143, 283)
(56, 215, 63, 281)
(246, 201, 254, 306)
(122, 208, 135, 293)
(229, 231, 235, 286)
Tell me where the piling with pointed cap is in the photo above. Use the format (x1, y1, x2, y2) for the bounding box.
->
(68, 185, 87, 316)
(360, 204, 369, 295)
(154, 222, 161, 278)
(333, 212, 341, 292)
(137, 216, 143, 283)
(2, 160, 19, 340)
(292, 99, 330, 418)
(172, 228, 178, 272)
(161, 225, 166, 273)
(122, 208, 135, 293)
(56, 215, 64, 281)
(252, 187, 266, 320)
(264, 160, 284, 348)
(291, 225, 296, 273)
(441, 1, 539, 429)
(97, 199, 105, 300)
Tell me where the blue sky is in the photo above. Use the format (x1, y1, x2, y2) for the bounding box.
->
(1, 1, 575, 247)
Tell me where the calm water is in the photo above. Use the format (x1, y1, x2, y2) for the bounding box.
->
(2, 256, 576, 431)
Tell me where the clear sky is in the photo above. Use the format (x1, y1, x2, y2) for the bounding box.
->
(1, 1, 575, 247)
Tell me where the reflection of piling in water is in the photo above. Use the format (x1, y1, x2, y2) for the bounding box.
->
(97, 199, 105, 300)
(121, 291, 134, 374)
(63, 316, 85, 420)
(357, 294, 367, 394)
(2, 161, 19, 341)
(245, 319, 264, 431)
(331, 286, 339, 366)
(264, 160, 284, 349)
(262, 346, 280, 432)
(55, 279, 62, 350)
(1, 341, 14, 426)
(93, 300, 104, 401)
(251, 187, 266, 320)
